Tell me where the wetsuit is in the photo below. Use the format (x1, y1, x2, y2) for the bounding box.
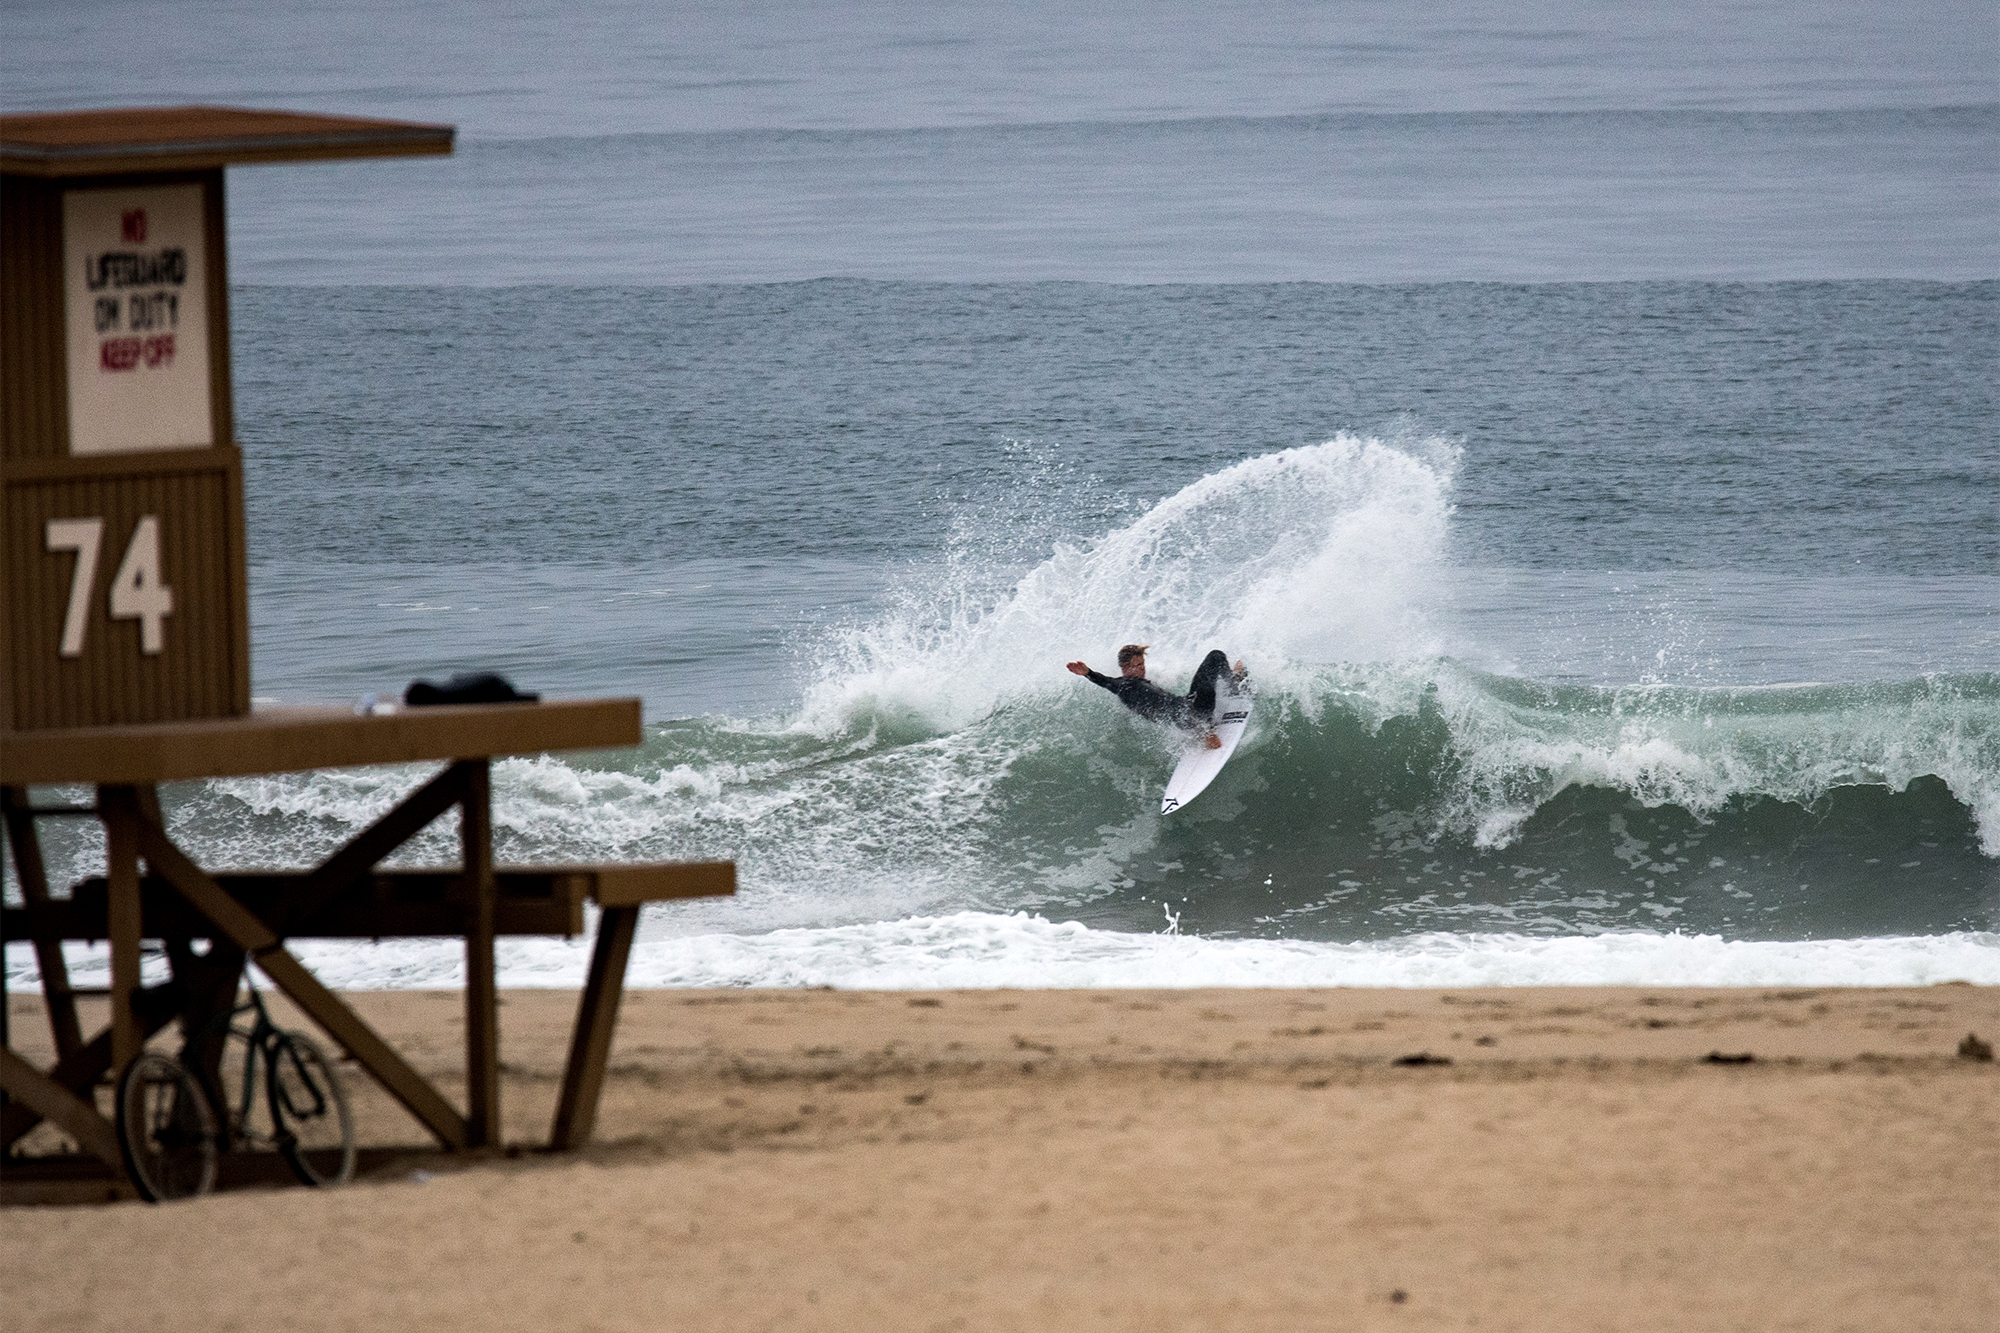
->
(1084, 649, 1235, 732)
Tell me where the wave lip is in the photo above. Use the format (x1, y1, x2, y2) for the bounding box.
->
(14, 914, 1995, 992)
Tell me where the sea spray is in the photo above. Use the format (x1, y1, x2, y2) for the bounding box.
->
(797, 431, 1461, 735)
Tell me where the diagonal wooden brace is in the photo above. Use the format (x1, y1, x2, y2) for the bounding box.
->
(280, 761, 475, 935)
(2, 786, 83, 1060)
(109, 790, 469, 1150)
(0, 1047, 122, 1169)
(1, 985, 179, 1150)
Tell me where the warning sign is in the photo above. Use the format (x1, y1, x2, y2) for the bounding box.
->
(62, 183, 213, 456)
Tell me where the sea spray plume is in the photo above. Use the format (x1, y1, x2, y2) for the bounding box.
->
(799, 432, 1461, 735)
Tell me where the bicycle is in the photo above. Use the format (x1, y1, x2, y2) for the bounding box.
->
(196, 965, 357, 1189)
(115, 965, 356, 1201)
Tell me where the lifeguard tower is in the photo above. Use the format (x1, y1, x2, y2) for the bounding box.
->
(1, 107, 731, 1199)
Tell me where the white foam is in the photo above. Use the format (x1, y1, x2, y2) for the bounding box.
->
(799, 431, 1459, 735)
(12, 913, 1994, 993)
(1427, 667, 2000, 855)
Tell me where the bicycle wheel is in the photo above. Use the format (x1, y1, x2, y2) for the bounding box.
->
(266, 1031, 355, 1187)
(115, 1052, 219, 1203)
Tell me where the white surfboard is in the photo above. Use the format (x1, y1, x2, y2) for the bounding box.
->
(1160, 675, 1252, 814)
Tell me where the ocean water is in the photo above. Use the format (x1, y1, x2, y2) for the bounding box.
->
(5, 2, 1997, 990)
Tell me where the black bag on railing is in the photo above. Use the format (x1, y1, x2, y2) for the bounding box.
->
(403, 672, 540, 706)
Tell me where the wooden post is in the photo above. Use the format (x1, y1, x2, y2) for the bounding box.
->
(166, 935, 245, 1100)
(100, 786, 143, 1072)
(459, 760, 500, 1147)
(549, 903, 639, 1150)
(0, 1047, 123, 1169)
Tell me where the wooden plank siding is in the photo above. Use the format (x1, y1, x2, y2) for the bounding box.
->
(4, 164, 243, 730)
(2, 447, 247, 729)
(1, 169, 230, 462)
(0, 174, 68, 459)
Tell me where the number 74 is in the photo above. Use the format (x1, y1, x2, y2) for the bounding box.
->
(46, 515, 176, 657)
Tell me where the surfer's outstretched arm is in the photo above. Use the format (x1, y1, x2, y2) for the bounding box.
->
(1072, 658, 1190, 723)
(1069, 661, 1127, 694)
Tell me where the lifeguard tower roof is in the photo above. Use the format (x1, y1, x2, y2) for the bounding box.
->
(0, 105, 454, 176)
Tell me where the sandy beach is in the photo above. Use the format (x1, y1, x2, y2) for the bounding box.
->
(3, 982, 1995, 1331)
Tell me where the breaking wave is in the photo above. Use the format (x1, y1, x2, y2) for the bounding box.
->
(15, 434, 1996, 976)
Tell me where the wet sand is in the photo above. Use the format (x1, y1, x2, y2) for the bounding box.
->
(4, 983, 1996, 1331)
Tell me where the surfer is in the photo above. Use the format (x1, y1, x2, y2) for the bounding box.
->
(1066, 645, 1246, 748)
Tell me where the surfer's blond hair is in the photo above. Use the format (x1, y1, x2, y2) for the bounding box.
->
(1117, 644, 1150, 666)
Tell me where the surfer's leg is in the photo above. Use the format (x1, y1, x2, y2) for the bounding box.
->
(1187, 649, 1230, 717)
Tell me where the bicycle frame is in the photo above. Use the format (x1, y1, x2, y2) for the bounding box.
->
(176, 964, 356, 1188)
(193, 972, 288, 1150)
